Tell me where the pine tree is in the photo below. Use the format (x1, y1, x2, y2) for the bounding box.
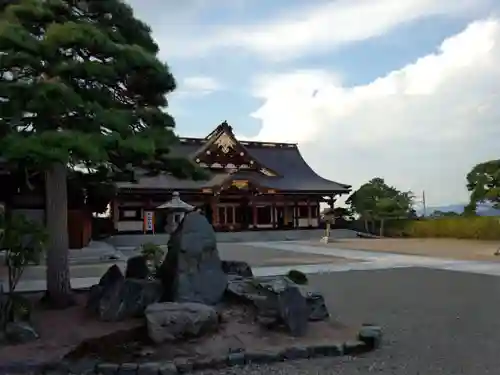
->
(0, 0, 199, 307)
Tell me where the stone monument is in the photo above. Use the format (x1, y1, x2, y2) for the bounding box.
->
(158, 196, 227, 305)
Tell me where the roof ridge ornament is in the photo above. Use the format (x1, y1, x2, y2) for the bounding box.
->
(220, 120, 233, 134)
(214, 131, 235, 153)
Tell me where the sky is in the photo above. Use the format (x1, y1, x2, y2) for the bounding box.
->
(126, 0, 500, 207)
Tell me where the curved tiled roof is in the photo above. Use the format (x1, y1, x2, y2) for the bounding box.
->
(117, 134, 350, 194)
(245, 145, 350, 191)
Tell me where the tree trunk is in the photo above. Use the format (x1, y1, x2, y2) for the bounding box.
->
(363, 218, 369, 232)
(44, 162, 74, 308)
(379, 218, 385, 237)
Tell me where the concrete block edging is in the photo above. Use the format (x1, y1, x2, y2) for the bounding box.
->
(0, 325, 382, 374)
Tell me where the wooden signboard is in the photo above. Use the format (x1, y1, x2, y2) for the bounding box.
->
(143, 210, 155, 234)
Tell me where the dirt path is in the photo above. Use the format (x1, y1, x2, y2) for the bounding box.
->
(303, 238, 500, 261)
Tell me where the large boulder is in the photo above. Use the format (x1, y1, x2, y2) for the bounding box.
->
(226, 276, 329, 324)
(256, 277, 309, 337)
(98, 264, 123, 287)
(158, 211, 227, 305)
(86, 264, 125, 314)
(145, 302, 219, 344)
(225, 276, 262, 301)
(125, 255, 150, 279)
(87, 265, 162, 321)
(303, 290, 329, 321)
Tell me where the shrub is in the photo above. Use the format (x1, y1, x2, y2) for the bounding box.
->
(138, 242, 164, 275)
(404, 216, 500, 240)
(382, 216, 500, 240)
(0, 207, 47, 328)
(286, 269, 308, 285)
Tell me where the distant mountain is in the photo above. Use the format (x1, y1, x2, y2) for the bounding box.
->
(418, 203, 500, 217)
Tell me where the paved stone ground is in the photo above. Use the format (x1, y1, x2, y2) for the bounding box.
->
(1, 242, 351, 292)
(217, 243, 353, 267)
(250, 241, 500, 276)
(198, 267, 500, 375)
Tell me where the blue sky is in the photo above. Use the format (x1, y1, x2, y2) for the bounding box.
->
(127, 0, 500, 207)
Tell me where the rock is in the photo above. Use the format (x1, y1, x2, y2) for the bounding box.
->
(96, 363, 119, 375)
(265, 281, 329, 322)
(302, 290, 329, 321)
(227, 352, 245, 366)
(125, 255, 150, 279)
(358, 325, 383, 349)
(253, 277, 309, 336)
(118, 363, 138, 375)
(86, 284, 104, 314)
(158, 211, 227, 305)
(225, 276, 262, 302)
(282, 346, 310, 360)
(221, 261, 253, 278)
(87, 264, 125, 314)
(158, 362, 177, 375)
(138, 362, 160, 375)
(226, 276, 326, 327)
(145, 302, 219, 344)
(343, 340, 368, 355)
(87, 264, 162, 321)
(5, 321, 39, 344)
(276, 285, 309, 336)
(88, 279, 162, 322)
(99, 264, 124, 287)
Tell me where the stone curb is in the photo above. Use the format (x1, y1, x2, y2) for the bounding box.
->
(0, 326, 382, 374)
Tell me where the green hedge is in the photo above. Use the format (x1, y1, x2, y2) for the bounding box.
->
(385, 216, 500, 240)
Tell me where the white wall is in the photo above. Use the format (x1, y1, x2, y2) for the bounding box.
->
(117, 221, 143, 232)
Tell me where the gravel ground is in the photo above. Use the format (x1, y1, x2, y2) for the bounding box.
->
(198, 267, 500, 375)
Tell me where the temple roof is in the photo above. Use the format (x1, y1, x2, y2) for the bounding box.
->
(117, 122, 351, 194)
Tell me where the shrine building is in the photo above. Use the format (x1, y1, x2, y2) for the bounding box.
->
(112, 122, 351, 233)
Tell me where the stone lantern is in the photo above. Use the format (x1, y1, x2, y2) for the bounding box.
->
(157, 191, 194, 234)
(320, 207, 336, 244)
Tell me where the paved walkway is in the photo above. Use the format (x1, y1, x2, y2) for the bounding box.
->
(243, 241, 500, 277)
(7, 240, 500, 292)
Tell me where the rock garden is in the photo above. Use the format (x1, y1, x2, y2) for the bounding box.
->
(0, 211, 382, 374)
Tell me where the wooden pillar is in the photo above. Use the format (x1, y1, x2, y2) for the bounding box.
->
(211, 196, 218, 227)
(112, 199, 119, 231)
(272, 200, 276, 229)
(252, 202, 257, 228)
(293, 198, 299, 228)
(307, 199, 312, 227)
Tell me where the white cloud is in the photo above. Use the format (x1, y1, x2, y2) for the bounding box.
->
(249, 19, 500, 206)
(157, 0, 491, 60)
(176, 76, 223, 97)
